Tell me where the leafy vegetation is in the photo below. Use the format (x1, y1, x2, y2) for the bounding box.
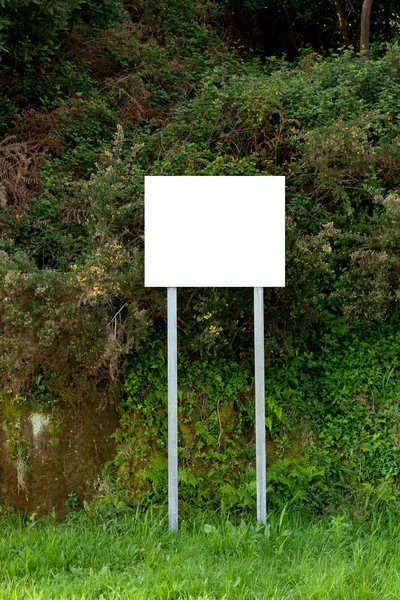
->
(0, 0, 399, 517)
(107, 323, 399, 515)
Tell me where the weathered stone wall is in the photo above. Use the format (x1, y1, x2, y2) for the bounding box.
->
(0, 400, 119, 518)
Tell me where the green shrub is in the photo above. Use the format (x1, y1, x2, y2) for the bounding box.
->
(0, 0, 125, 67)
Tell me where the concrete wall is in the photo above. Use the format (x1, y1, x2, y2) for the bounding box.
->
(0, 400, 120, 518)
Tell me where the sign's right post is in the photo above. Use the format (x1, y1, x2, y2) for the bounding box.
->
(254, 286, 266, 524)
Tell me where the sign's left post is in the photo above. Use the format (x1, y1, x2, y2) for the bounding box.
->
(167, 287, 178, 531)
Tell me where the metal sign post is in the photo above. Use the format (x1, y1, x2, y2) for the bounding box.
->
(254, 287, 266, 524)
(167, 287, 178, 531)
(145, 176, 285, 530)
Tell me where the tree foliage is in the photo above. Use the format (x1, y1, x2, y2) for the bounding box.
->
(223, 0, 400, 56)
(0, 0, 124, 66)
(0, 0, 399, 514)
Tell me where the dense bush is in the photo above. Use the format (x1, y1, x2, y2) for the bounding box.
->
(0, 0, 399, 514)
(0, 0, 125, 66)
(107, 323, 399, 514)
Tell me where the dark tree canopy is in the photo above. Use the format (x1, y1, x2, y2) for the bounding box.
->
(222, 0, 400, 57)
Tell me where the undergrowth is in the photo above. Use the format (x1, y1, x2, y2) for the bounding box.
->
(0, 0, 399, 518)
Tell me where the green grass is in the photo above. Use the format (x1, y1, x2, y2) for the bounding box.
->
(0, 507, 400, 599)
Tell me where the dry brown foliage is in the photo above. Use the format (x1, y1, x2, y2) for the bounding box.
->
(297, 52, 320, 74)
(21, 108, 63, 155)
(0, 105, 68, 212)
(106, 73, 161, 123)
(0, 136, 43, 213)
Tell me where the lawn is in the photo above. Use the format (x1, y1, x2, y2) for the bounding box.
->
(0, 507, 399, 599)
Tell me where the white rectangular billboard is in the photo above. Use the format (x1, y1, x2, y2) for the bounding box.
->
(145, 176, 285, 287)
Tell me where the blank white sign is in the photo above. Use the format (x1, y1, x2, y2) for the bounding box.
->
(145, 176, 285, 287)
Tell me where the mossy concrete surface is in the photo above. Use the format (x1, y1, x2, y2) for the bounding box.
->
(0, 400, 119, 518)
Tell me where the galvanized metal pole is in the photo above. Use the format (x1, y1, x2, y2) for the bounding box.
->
(254, 287, 266, 524)
(167, 287, 178, 531)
